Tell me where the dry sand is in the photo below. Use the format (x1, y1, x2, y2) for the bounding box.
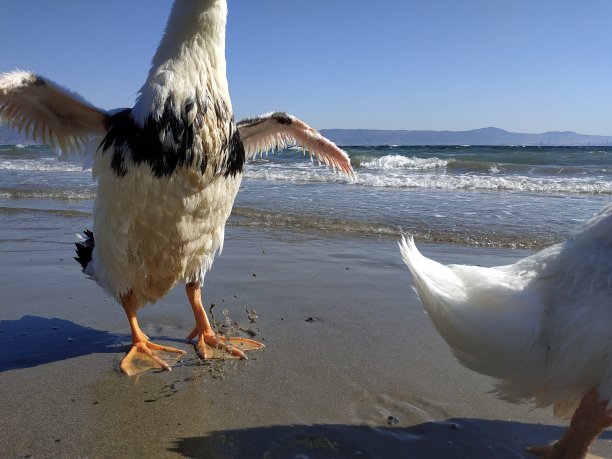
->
(0, 227, 610, 458)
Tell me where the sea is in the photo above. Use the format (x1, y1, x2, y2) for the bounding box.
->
(1, 143, 611, 250)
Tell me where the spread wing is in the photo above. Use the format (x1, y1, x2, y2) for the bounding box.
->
(237, 112, 353, 176)
(0, 70, 108, 151)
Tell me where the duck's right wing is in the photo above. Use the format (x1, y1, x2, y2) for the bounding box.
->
(237, 112, 353, 176)
(0, 70, 108, 151)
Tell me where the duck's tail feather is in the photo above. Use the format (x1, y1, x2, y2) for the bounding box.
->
(75, 229, 95, 273)
(399, 236, 542, 381)
(399, 236, 471, 355)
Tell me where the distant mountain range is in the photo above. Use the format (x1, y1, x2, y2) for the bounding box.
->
(319, 127, 612, 146)
(2, 122, 612, 147)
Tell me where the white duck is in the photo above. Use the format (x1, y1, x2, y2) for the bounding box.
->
(400, 204, 612, 458)
(0, 0, 353, 376)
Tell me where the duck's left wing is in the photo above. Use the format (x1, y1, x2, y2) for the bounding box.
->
(0, 70, 108, 151)
(237, 112, 354, 176)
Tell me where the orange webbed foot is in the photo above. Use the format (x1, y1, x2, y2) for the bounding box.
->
(186, 327, 264, 360)
(119, 339, 186, 376)
(184, 282, 264, 361)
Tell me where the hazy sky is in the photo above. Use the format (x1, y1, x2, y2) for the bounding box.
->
(1, 0, 611, 134)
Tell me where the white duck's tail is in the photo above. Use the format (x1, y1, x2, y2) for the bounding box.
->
(399, 236, 542, 381)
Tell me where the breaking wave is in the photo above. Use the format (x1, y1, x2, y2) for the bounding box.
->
(358, 155, 451, 170)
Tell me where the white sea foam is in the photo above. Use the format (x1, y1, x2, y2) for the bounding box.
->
(0, 189, 95, 199)
(353, 172, 612, 194)
(0, 159, 85, 173)
(360, 155, 450, 170)
(244, 163, 351, 184)
(244, 162, 612, 194)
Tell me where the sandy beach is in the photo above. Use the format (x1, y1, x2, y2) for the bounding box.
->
(0, 227, 610, 458)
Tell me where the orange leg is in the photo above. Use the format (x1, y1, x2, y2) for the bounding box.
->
(185, 282, 264, 360)
(119, 291, 186, 376)
(527, 389, 612, 459)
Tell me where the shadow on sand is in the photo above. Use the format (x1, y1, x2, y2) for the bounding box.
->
(169, 419, 612, 459)
(0, 315, 125, 372)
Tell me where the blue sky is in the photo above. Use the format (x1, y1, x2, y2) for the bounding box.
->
(1, 0, 611, 134)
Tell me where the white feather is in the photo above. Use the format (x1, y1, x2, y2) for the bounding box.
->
(237, 112, 354, 177)
(400, 204, 612, 418)
(0, 70, 107, 152)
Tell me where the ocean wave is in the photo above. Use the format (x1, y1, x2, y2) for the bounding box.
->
(358, 155, 451, 170)
(352, 153, 610, 176)
(446, 160, 610, 175)
(0, 189, 95, 200)
(0, 206, 91, 218)
(243, 165, 352, 184)
(0, 159, 85, 172)
(353, 172, 612, 194)
(243, 165, 612, 194)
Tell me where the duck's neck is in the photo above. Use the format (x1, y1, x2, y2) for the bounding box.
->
(134, 0, 229, 123)
(153, 0, 227, 72)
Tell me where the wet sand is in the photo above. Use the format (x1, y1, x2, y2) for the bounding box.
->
(0, 227, 610, 458)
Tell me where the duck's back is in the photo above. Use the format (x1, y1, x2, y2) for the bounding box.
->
(516, 207, 612, 416)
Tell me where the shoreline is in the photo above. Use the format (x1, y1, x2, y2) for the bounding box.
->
(0, 194, 572, 251)
(0, 227, 610, 458)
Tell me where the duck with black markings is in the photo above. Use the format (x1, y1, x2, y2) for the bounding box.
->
(0, 0, 353, 376)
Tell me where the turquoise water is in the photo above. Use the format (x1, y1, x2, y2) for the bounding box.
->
(1, 144, 610, 248)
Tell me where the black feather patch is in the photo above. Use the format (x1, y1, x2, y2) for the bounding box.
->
(100, 97, 245, 178)
(101, 105, 198, 178)
(236, 112, 293, 129)
(74, 230, 95, 272)
(223, 125, 245, 177)
(100, 97, 204, 177)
